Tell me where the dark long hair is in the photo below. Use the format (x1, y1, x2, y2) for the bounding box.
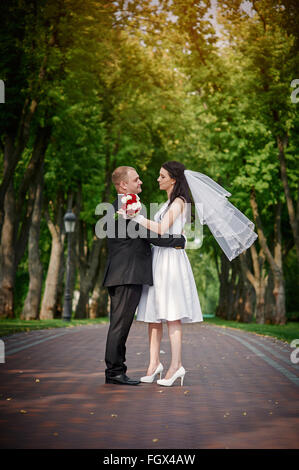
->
(162, 161, 192, 207)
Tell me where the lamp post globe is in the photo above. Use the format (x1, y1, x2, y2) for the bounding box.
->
(64, 210, 76, 233)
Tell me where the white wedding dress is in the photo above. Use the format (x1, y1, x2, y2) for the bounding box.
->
(136, 200, 203, 323)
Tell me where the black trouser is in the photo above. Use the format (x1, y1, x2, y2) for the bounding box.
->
(105, 284, 143, 379)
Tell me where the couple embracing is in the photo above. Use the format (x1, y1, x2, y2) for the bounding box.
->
(102, 161, 258, 387)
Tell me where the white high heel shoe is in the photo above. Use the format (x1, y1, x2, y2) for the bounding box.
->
(157, 366, 186, 387)
(140, 363, 164, 383)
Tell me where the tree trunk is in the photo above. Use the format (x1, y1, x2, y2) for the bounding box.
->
(255, 281, 267, 324)
(215, 252, 230, 319)
(239, 245, 268, 324)
(75, 218, 102, 318)
(242, 285, 254, 323)
(228, 260, 237, 320)
(21, 162, 44, 320)
(273, 200, 286, 324)
(0, 123, 50, 318)
(235, 256, 254, 323)
(89, 276, 103, 319)
(54, 241, 66, 319)
(40, 201, 65, 320)
(89, 239, 109, 318)
(250, 187, 286, 324)
(0, 180, 16, 318)
(264, 269, 276, 324)
(40, 233, 65, 319)
(0, 134, 14, 236)
(277, 134, 299, 263)
(273, 270, 286, 324)
(215, 253, 254, 322)
(15, 127, 51, 271)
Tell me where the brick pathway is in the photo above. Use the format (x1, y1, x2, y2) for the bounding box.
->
(0, 321, 298, 449)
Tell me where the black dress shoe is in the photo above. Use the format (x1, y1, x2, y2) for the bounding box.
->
(105, 374, 141, 385)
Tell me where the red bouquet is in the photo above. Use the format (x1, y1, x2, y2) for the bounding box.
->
(120, 194, 142, 218)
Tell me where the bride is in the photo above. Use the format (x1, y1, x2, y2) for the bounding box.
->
(121, 161, 203, 387)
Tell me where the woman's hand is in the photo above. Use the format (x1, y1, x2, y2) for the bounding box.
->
(117, 209, 145, 223)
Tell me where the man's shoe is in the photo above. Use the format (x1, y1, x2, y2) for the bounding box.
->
(105, 374, 141, 385)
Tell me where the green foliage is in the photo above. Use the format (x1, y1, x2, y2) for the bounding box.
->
(1, 0, 298, 321)
(0, 318, 109, 337)
(284, 247, 299, 316)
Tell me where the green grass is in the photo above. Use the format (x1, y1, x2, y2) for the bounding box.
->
(1, 316, 298, 344)
(204, 316, 299, 344)
(0, 317, 109, 337)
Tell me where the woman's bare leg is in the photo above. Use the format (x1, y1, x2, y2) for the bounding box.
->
(164, 320, 182, 379)
(146, 322, 163, 376)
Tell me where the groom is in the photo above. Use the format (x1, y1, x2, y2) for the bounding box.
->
(102, 166, 185, 385)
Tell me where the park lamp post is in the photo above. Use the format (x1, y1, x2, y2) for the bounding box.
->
(63, 210, 76, 322)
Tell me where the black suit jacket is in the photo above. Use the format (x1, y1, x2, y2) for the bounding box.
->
(102, 197, 185, 287)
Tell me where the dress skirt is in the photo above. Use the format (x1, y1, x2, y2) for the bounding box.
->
(136, 246, 203, 323)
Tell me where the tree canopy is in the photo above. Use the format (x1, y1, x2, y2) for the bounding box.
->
(0, 0, 298, 324)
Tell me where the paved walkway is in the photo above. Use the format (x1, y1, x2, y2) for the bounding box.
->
(0, 321, 298, 449)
